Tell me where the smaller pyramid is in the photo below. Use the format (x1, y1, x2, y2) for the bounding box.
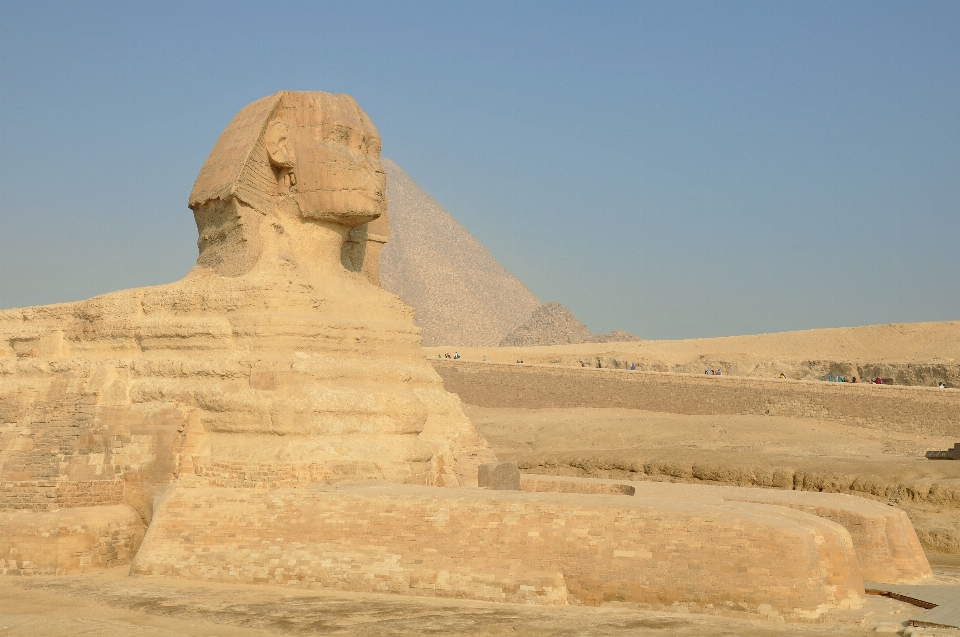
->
(501, 302, 642, 346)
(499, 302, 592, 346)
(591, 329, 643, 343)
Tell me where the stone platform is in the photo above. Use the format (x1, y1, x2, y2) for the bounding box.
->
(130, 480, 866, 621)
(432, 360, 960, 436)
(521, 475, 932, 584)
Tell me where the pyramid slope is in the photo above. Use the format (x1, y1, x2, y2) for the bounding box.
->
(380, 159, 541, 346)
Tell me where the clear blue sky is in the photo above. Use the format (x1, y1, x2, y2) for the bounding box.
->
(1, 0, 957, 339)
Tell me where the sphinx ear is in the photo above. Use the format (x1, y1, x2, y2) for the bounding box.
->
(265, 120, 296, 168)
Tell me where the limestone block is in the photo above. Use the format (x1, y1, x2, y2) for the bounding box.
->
(477, 462, 521, 490)
(519, 475, 932, 585)
(131, 482, 864, 621)
(0, 504, 145, 574)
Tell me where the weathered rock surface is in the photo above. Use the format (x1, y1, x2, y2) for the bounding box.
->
(379, 160, 541, 347)
(477, 461, 521, 490)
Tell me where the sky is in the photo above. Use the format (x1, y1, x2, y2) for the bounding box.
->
(1, 0, 957, 340)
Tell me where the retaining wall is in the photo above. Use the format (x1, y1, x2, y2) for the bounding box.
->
(432, 361, 960, 435)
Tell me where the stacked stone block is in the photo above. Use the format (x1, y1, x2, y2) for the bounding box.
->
(519, 475, 932, 585)
(0, 505, 144, 575)
(131, 482, 864, 621)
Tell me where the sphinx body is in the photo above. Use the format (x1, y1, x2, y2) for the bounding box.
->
(0, 92, 493, 533)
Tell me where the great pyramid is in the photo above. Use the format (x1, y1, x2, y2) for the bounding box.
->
(379, 159, 541, 346)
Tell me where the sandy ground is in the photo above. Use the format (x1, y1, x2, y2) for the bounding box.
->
(429, 321, 960, 363)
(465, 405, 960, 554)
(2, 565, 957, 637)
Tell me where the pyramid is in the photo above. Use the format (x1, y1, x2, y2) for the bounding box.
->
(500, 302, 643, 346)
(379, 159, 541, 346)
(499, 301, 592, 346)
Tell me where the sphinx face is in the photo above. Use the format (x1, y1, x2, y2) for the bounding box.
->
(269, 93, 386, 227)
(189, 92, 389, 277)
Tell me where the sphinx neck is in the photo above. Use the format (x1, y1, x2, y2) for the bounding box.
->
(299, 219, 350, 274)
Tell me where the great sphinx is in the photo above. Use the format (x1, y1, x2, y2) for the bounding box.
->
(0, 92, 930, 619)
(0, 91, 492, 525)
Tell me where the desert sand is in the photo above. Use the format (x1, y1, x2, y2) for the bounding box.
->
(2, 565, 957, 637)
(427, 320, 960, 386)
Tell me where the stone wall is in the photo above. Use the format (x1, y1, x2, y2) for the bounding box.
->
(0, 479, 125, 511)
(432, 361, 960, 436)
(0, 504, 145, 574)
(0, 380, 191, 524)
(131, 481, 864, 621)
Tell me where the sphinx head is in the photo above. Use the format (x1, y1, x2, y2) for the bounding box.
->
(188, 92, 386, 277)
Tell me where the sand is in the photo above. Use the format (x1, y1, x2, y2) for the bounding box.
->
(3, 566, 955, 637)
(427, 320, 960, 386)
